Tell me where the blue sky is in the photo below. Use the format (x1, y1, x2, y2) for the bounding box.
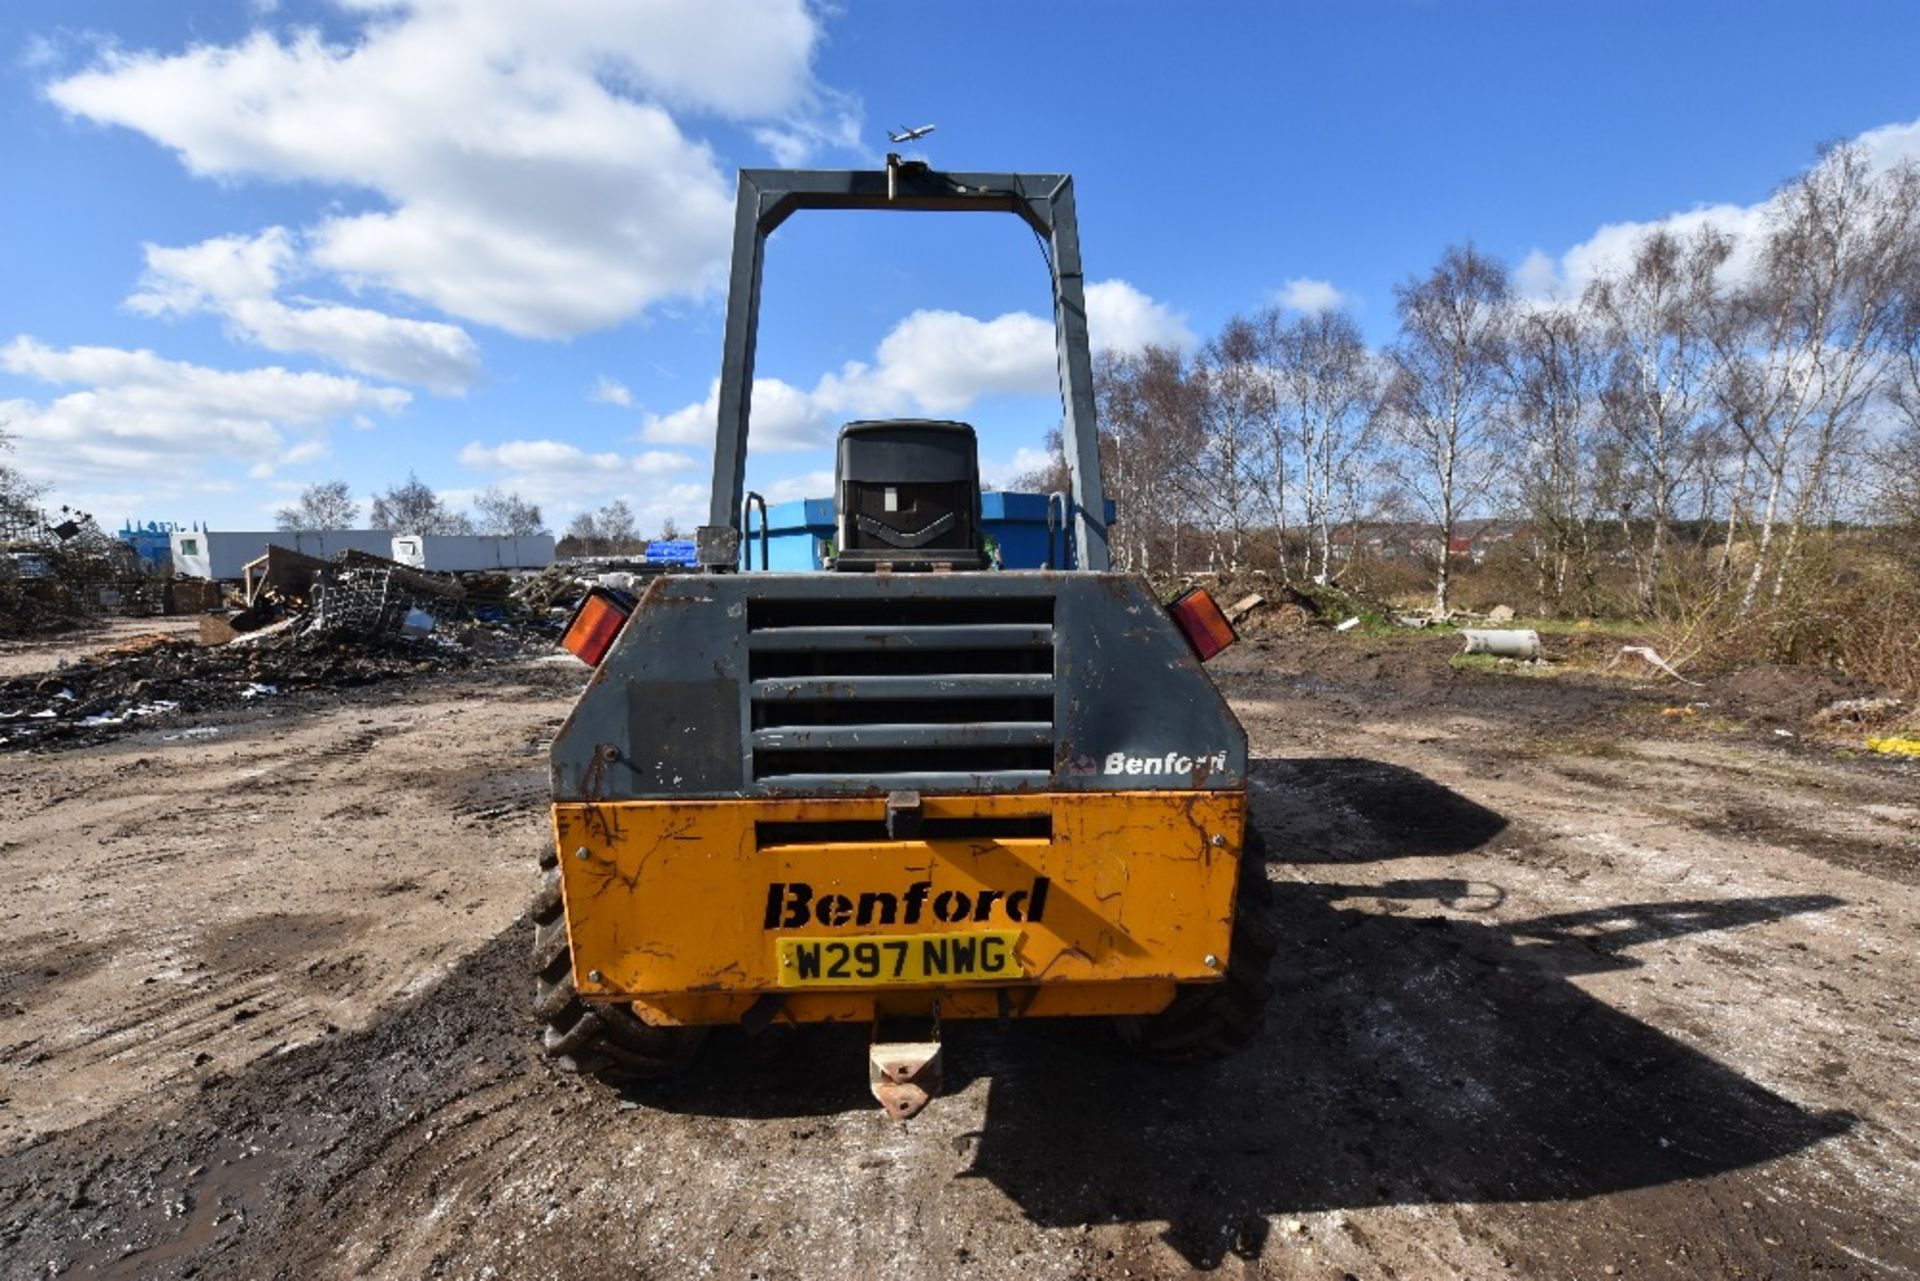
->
(4, 0, 1918, 535)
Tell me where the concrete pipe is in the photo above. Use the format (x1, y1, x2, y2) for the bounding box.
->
(1462, 628, 1541, 659)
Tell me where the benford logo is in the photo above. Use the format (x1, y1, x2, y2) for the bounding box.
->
(764, 878, 1049, 930)
(1104, 751, 1228, 776)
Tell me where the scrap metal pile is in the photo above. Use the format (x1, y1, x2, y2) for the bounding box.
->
(0, 631, 461, 749)
(0, 546, 566, 750)
(225, 545, 471, 641)
(227, 546, 665, 639)
(0, 508, 161, 635)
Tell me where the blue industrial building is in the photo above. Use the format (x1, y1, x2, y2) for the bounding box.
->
(117, 520, 199, 569)
(740, 492, 1114, 572)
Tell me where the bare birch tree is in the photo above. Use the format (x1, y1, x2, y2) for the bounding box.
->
(274, 479, 358, 531)
(1587, 227, 1731, 611)
(1885, 282, 1920, 534)
(1270, 309, 1378, 583)
(1193, 317, 1266, 571)
(1879, 421, 1920, 536)
(1077, 347, 1205, 572)
(474, 486, 548, 536)
(369, 472, 475, 535)
(1505, 302, 1606, 613)
(1384, 245, 1511, 614)
(1718, 146, 1920, 610)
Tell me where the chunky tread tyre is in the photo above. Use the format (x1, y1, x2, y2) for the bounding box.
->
(530, 845, 704, 1081)
(1115, 828, 1276, 1061)
(532, 863, 564, 918)
(530, 914, 571, 977)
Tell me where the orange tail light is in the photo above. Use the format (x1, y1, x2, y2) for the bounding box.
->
(561, 588, 634, 666)
(1167, 586, 1237, 661)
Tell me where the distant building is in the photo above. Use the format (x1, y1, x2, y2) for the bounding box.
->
(169, 529, 395, 580)
(389, 534, 555, 572)
(118, 520, 195, 569)
(168, 529, 557, 580)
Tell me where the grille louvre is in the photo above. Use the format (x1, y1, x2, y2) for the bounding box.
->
(747, 591, 1055, 790)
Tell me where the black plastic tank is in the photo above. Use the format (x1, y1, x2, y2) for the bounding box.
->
(831, 420, 986, 571)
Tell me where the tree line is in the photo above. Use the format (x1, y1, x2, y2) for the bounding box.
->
(558, 500, 684, 557)
(275, 478, 680, 558)
(275, 474, 548, 539)
(1027, 143, 1920, 621)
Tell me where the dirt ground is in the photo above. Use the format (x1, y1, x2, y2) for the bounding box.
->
(2, 625, 1916, 1280)
(0, 619, 205, 680)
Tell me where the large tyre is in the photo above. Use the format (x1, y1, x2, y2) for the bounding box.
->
(1114, 827, 1276, 1060)
(532, 845, 706, 1080)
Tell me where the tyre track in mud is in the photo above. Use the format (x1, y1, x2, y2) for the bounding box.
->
(3, 642, 1919, 1278)
(0, 663, 584, 1154)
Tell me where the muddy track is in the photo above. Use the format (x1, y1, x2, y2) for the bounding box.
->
(3, 640, 1917, 1279)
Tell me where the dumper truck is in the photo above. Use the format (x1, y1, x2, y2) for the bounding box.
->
(539, 157, 1273, 1118)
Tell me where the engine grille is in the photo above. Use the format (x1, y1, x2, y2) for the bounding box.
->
(746, 591, 1055, 791)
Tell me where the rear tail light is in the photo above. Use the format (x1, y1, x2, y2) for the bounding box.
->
(1167, 587, 1237, 661)
(561, 587, 634, 666)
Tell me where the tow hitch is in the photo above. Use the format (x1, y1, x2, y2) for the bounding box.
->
(869, 1008, 942, 1120)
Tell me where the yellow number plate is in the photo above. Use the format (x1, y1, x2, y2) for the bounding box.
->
(776, 931, 1024, 988)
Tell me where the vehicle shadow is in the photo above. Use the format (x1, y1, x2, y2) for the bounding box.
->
(1248, 755, 1511, 863)
(959, 758, 1852, 1267)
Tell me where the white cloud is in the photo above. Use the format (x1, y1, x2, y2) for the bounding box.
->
(1524, 202, 1769, 302)
(46, 1, 856, 339)
(130, 229, 285, 305)
(752, 99, 865, 168)
(1854, 117, 1920, 171)
(459, 436, 703, 529)
(641, 375, 840, 451)
(128, 228, 481, 393)
(755, 126, 823, 169)
(461, 437, 698, 477)
(741, 375, 845, 445)
(247, 439, 330, 481)
(756, 469, 834, 504)
(235, 299, 478, 394)
(640, 385, 721, 447)
(1273, 277, 1349, 315)
(981, 446, 1056, 490)
(1084, 279, 1196, 351)
(1, 336, 408, 497)
(461, 439, 628, 475)
(590, 375, 634, 408)
(17, 34, 59, 72)
(1517, 115, 1920, 303)
(641, 279, 1189, 451)
(1512, 250, 1562, 302)
(857, 308, 1058, 411)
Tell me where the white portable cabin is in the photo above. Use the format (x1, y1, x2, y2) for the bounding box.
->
(388, 534, 556, 572)
(168, 529, 394, 580)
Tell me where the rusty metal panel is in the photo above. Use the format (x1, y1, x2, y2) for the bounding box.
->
(627, 677, 740, 792)
(551, 790, 1244, 1006)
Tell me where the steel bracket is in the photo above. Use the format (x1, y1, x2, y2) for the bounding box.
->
(869, 1007, 943, 1120)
